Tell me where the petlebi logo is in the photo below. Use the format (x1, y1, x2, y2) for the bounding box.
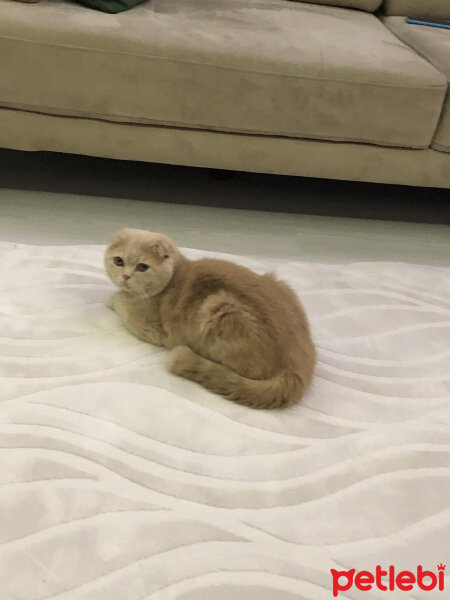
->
(331, 564, 446, 597)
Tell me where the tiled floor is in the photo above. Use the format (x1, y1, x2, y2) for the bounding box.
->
(0, 150, 448, 265)
(1, 187, 449, 266)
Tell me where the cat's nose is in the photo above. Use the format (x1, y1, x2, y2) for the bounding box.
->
(123, 274, 131, 281)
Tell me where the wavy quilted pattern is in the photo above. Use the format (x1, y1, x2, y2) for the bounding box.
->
(0, 242, 449, 599)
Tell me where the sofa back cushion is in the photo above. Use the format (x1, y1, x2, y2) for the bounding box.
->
(294, 1, 382, 12)
(383, 0, 450, 19)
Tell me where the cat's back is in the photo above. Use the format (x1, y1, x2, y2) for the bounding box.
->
(189, 258, 305, 321)
(181, 257, 315, 378)
(190, 257, 269, 297)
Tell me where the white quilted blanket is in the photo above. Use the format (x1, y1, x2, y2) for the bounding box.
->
(0, 242, 449, 600)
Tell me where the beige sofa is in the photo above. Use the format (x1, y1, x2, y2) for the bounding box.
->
(1, 0, 449, 187)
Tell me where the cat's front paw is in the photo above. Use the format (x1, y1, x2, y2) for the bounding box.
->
(107, 293, 119, 311)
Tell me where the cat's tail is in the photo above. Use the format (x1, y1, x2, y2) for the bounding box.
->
(169, 346, 305, 409)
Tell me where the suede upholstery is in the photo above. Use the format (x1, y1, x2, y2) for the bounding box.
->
(0, 0, 446, 149)
(384, 16, 450, 152)
(294, 1, 382, 12)
(382, 0, 450, 19)
(1, 0, 449, 188)
(1, 106, 449, 187)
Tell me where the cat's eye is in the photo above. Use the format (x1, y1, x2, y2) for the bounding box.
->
(113, 256, 124, 267)
(136, 263, 149, 272)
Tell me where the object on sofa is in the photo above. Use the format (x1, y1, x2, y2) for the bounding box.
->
(75, 0, 147, 13)
(0, 0, 449, 188)
(13, 0, 147, 10)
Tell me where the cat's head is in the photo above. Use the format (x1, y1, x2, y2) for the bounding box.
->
(104, 228, 179, 297)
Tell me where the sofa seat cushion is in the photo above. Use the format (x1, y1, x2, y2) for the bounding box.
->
(0, 0, 447, 149)
(382, 1, 450, 20)
(293, 1, 382, 13)
(384, 16, 450, 152)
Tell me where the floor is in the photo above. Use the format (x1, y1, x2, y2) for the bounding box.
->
(0, 149, 449, 266)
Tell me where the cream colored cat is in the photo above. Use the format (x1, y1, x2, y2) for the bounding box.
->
(105, 228, 316, 409)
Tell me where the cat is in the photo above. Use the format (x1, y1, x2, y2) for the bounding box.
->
(105, 228, 316, 409)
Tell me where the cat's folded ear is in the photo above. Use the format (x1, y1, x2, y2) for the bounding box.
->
(152, 237, 176, 260)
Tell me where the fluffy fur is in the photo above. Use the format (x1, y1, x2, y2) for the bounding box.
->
(105, 228, 316, 409)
